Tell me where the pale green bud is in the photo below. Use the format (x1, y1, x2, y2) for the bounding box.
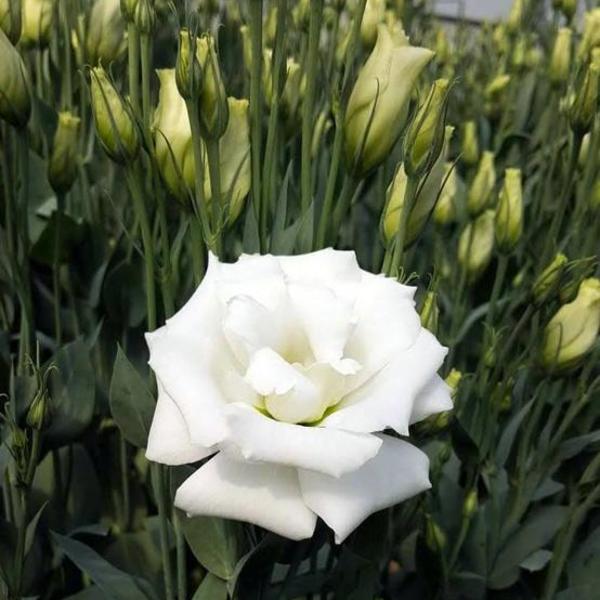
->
(484, 73, 510, 118)
(344, 24, 433, 176)
(463, 489, 478, 518)
(240, 25, 252, 73)
(445, 369, 462, 397)
(560, 0, 577, 21)
(569, 61, 600, 135)
(264, 4, 278, 45)
(291, 0, 310, 30)
(90, 66, 139, 164)
(542, 278, 600, 371)
(467, 151, 496, 215)
(525, 46, 543, 69)
(458, 209, 496, 283)
(420, 291, 439, 334)
(361, 0, 385, 48)
(549, 28, 572, 86)
(0, 0, 21, 44)
(0, 28, 31, 128)
(175, 29, 202, 101)
(578, 132, 590, 169)
(511, 36, 527, 71)
(590, 177, 600, 210)
(425, 517, 446, 552)
(132, 0, 154, 34)
(404, 78, 450, 177)
(433, 162, 458, 226)
(311, 110, 331, 159)
(263, 51, 304, 124)
(26, 387, 48, 430)
(434, 28, 449, 65)
(507, 0, 525, 34)
(493, 23, 509, 55)
(203, 97, 250, 225)
(461, 120, 479, 167)
(197, 34, 229, 140)
(85, 0, 126, 66)
(20, 0, 54, 47)
(532, 253, 567, 305)
(578, 10, 600, 62)
(153, 69, 194, 200)
(48, 111, 81, 194)
(495, 168, 523, 252)
(119, 0, 137, 22)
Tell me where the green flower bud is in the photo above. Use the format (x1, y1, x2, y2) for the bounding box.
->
(467, 151, 496, 215)
(90, 66, 139, 164)
(132, 0, 154, 35)
(463, 489, 478, 518)
(197, 34, 229, 140)
(461, 120, 479, 167)
(590, 177, 600, 211)
(291, 0, 309, 30)
(344, 24, 433, 176)
(0, 0, 21, 44)
(434, 28, 449, 65)
(311, 110, 331, 159)
(525, 45, 543, 69)
(425, 516, 446, 552)
(445, 369, 462, 397)
(493, 23, 509, 56)
(175, 29, 202, 101)
(569, 61, 600, 135)
(541, 278, 600, 371)
(420, 290, 439, 334)
(48, 111, 81, 194)
(458, 209, 496, 283)
(549, 28, 572, 87)
(578, 132, 590, 169)
(264, 4, 278, 45)
(484, 73, 510, 118)
(511, 36, 527, 72)
(507, 0, 525, 34)
(263, 51, 304, 124)
(240, 25, 252, 73)
(433, 162, 458, 226)
(404, 78, 450, 177)
(492, 380, 513, 413)
(26, 387, 48, 430)
(361, 0, 385, 48)
(85, 0, 126, 66)
(20, 0, 54, 47)
(153, 69, 193, 200)
(495, 167, 523, 252)
(203, 97, 250, 225)
(0, 28, 31, 128)
(120, 0, 137, 22)
(560, 0, 577, 21)
(578, 10, 600, 62)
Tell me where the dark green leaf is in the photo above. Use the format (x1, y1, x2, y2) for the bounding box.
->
(192, 573, 228, 600)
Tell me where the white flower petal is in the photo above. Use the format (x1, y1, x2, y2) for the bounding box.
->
(299, 434, 431, 543)
(221, 404, 382, 477)
(321, 328, 447, 435)
(410, 375, 453, 425)
(175, 452, 317, 541)
(146, 381, 214, 465)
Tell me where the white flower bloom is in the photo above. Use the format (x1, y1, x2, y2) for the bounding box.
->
(145, 249, 451, 543)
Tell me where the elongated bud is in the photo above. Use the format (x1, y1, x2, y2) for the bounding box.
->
(203, 97, 251, 225)
(132, 0, 154, 34)
(48, 112, 81, 194)
(120, 0, 137, 22)
(176, 29, 202, 101)
(463, 489, 478, 518)
(345, 24, 434, 176)
(0, 28, 31, 128)
(264, 4, 278, 45)
(578, 132, 590, 169)
(20, 0, 54, 46)
(467, 151, 496, 215)
(569, 61, 600, 135)
(433, 163, 458, 226)
(311, 110, 331, 159)
(484, 74, 510, 118)
(425, 517, 446, 552)
(90, 66, 139, 164)
(461, 120, 479, 167)
(86, 0, 127, 66)
(590, 177, 600, 211)
(404, 78, 450, 178)
(532, 254, 568, 306)
(445, 369, 462, 397)
(492, 380, 513, 413)
(361, 0, 385, 48)
(197, 34, 229, 140)
(549, 28, 572, 87)
(541, 278, 600, 372)
(26, 386, 48, 430)
(495, 168, 523, 252)
(240, 25, 252, 73)
(458, 209, 496, 283)
(0, 0, 21, 44)
(507, 0, 525, 34)
(578, 10, 600, 62)
(420, 291, 439, 334)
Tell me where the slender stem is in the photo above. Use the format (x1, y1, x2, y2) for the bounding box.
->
(248, 0, 264, 250)
(484, 253, 508, 332)
(189, 216, 206, 286)
(152, 463, 175, 600)
(205, 138, 223, 258)
(119, 433, 131, 531)
(60, 0, 73, 109)
(140, 33, 153, 134)
(53, 193, 64, 347)
(127, 24, 141, 117)
(174, 511, 187, 600)
(388, 176, 418, 278)
(300, 0, 323, 212)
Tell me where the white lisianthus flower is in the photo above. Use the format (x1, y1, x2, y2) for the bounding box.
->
(145, 249, 451, 543)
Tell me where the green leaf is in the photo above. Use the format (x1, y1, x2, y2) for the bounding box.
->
(495, 397, 535, 467)
(242, 205, 260, 253)
(192, 573, 228, 600)
(520, 549, 552, 572)
(180, 512, 242, 580)
(103, 259, 147, 327)
(29, 210, 86, 266)
(109, 345, 155, 448)
(0, 519, 17, 592)
(568, 525, 600, 587)
(46, 340, 96, 447)
(556, 586, 598, 600)
(51, 532, 158, 600)
(25, 501, 48, 556)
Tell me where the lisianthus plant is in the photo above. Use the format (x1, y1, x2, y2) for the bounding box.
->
(1, 0, 600, 599)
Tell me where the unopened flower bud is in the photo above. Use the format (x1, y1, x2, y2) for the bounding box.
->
(0, 28, 31, 128)
(420, 291, 439, 334)
(197, 34, 229, 140)
(461, 120, 479, 167)
(203, 97, 250, 225)
(467, 151, 496, 215)
(578, 10, 600, 62)
(26, 388, 48, 430)
(549, 28, 572, 87)
(133, 0, 154, 34)
(240, 25, 251, 73)
(445, 369, 462, 397)
(425, 517, 446, 552)
(361, 0, 385, 48)
(492, 380, 513, 413)
(85, 0, 126, 65)
(345, 24, 433, 176)
(404, 78, 450, 177)
(493, 23, 509, 56)
(495, 168, 523, 252)
(542, 278, 600, 371)
(533, 254, 568, 306)
(511, 36, 527, 72)
(20, 0, 54, 47)
(120, 0, 137, 22)
(176, 29, 202, 101)
(433, 163, 458, 226)
(311, 110, 331, 158)
(484, 74, 510, 118)
(264, 51, 304, 124)
(507, 0, 525, 34)
(264, 4, 278, 45)
(0, 0, 21, 44)
(463, 489, 478, 518)
(578, 132, 590, 169)
(590, 177, 600, 210)
(483, 330, 500, 368)
(560, 0, 577, 21)
(291, 0, 310, 31)
(48, 111, 81, 194)
(458, 209, 496, 283)
(90, 66, 139, 164)
(569, 61, 600, 135)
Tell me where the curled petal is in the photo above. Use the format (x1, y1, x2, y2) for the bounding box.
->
(410, 375, 453, 425)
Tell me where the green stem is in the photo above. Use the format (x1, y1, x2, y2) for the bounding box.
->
(152, 463, 175, 600)
(300, 0, 323, 212)
(127, 24, 141, 117)
(205, 138, 223, 258)
(484, 253, 508, 332)
(174, 511, 187, 600)
(60, 0, 72, 109)
(388, 176, 418, 278)
(119, 433, 131, 531)
(189, 216, 206, 286)
(140, 33, 153, 134)
(53, 193, 64, 347)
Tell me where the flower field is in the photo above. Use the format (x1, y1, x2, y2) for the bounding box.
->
(1, 0, 600, 598)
